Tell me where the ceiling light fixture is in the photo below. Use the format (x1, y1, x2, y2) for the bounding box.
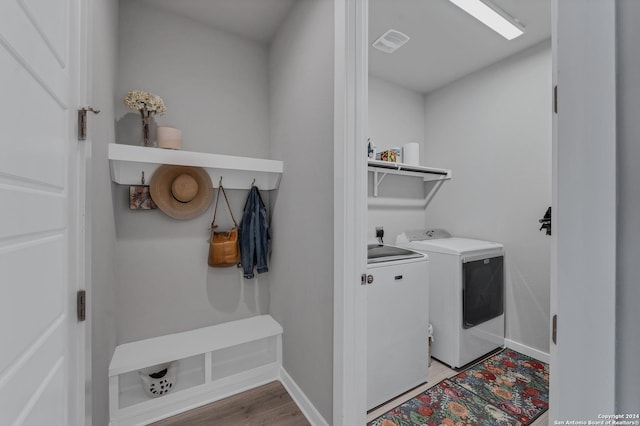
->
(448, 0, 525, 40)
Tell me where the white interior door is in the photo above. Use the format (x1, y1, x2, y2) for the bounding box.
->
(0, 0, 84, 425)
(550, 0, 617, 421)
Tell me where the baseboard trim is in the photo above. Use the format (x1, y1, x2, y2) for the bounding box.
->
(505, 339, 550, 363)
(279, 368, 329, 426)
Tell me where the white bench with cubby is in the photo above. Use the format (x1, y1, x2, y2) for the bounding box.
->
(108, 315, 283, 426)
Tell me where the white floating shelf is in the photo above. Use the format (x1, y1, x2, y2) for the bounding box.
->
(367, 160, 451, 181)
(367, 160, 452, 198)
(108, 143, 283, 190)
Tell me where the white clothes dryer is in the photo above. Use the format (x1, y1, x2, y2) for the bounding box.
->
(397, 230, 505, 369)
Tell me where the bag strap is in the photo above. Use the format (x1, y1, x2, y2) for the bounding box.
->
(211, 185, 238, 229)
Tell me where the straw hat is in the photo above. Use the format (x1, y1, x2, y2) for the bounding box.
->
(150, 165, 213, 219)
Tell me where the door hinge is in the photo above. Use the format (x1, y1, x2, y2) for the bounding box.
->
(553, 85, 558, 114)
(77, 107, 100, 141)
(552, 314, 557, 344)
(77, 290, 86, 322)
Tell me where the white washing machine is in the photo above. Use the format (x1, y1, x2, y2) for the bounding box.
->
(397, 230, 505, 369)
(366, 244, 429, 410)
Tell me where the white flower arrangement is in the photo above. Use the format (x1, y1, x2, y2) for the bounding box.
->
(124, 90, 166, 146)
(124, 90, 167, 116)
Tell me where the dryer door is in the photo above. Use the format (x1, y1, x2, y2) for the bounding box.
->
(462, 255, 504, 328)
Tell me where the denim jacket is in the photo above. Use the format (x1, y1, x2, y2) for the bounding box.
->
(239, 186, 270, 279)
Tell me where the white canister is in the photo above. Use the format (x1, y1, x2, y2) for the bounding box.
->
(157, 126, 183, 150)
(402, 142, 420, 166)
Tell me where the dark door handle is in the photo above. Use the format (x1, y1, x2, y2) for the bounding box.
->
(539, 207, 551, 235)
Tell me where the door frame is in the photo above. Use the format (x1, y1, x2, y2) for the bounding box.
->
(69, 0, 90, 423)
(333, 0, 368, 424)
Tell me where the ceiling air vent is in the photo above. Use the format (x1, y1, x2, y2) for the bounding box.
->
(372, 29, 410, 53)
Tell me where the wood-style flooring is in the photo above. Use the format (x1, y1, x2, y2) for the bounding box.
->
(150, 360, 549, 425)
(149, 381, 310, 426)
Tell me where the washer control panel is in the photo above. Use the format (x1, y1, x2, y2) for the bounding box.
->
(401, 228, 452, 242)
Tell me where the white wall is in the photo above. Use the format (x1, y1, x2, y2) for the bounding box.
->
(114, 1, 271, 343)
(268, 0, 335, 422)
(615, 0, 640, 411)
(423, 42, 552, 354)
(117, 0, 269, 157)
(368, 77, 425, 155)
(368, 77, 427, 242)
(90, 0, 119, 424)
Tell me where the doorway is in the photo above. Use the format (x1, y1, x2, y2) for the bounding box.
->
(333, 0, 619, 423)
(367, 0, 552, 404)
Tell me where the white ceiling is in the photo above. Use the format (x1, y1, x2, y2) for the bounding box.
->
(141, 0, 550, 94)
(369, 0, 551, 93)
(143, 0, 296, 44)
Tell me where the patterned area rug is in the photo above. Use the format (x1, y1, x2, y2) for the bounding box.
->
(368, 349, 549, 426)
(450, 349, 549, 424)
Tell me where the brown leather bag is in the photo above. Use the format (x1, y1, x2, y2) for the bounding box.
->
(208, 185, 240, 267)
